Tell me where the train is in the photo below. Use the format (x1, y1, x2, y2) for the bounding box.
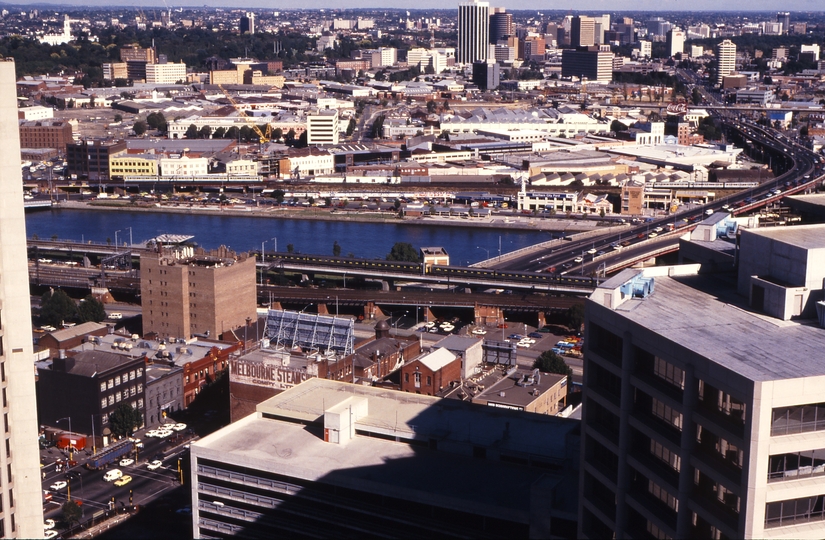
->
(270, 252, 602, 287)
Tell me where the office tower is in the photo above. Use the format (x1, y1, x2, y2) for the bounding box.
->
(777, 11, 790, 34)
(666, 28, 685, 57)
(571, 16, 596, 48)
(457, 0, 489, 64)
(646, 16, 670, 37)
(472, 59, 500, 90)
(240, 12, 255, 34)
(579, 223, 825, 539)
(489, 8, 513, 44)
(0, 59, 46, 537)
(716, 39, 736, 85)
(593, 14, 610, 45)
(561, 48, 614, 83)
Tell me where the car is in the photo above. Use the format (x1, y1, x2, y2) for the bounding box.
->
(172, 423, 187, 431)
(496, 323, 508, 328)
(119, 458, 134, 467)
(508, 334, 523, 340)
(108, 312, 123, 320)
(114, 475, 133, 487)
(596, 250, 606, 256)
(517, 341, 531, 348)
(145, 430, 159, 438)
(44, 531, 58, 539)
(103, 469, 123, 482)
(574, 256, 583, 263)
(44, 519, 55, 530)
(147, 460, 163, 471)
(49, 481, 67, 491)
(528, 332, 543, 339)
(648, 232, 658, 238)
(522, 338, 536, 344)
(471, 328, 487, 335)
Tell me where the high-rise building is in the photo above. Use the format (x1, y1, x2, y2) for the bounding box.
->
(571, 16, 596, 48)
(472, 59, 500, 90)
(240, 12, 255, 34)
(0, 59, 46, 537)
(579, 222, 825, 539)
(666, 28, 685, 58)
(777, 11, 790, 34)
(489, 8, 513, 44)
(457, 0, 489, 64)
(141, 245, 257, 340)
(593, 14, 610, 45)
(306, 109, 340, 145)
(561, 48, 614, 84)
(716, 39, 736, 85)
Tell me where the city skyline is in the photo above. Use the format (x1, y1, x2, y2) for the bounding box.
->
(1, 1, 824, 12)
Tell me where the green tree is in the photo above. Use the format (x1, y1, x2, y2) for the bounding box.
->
(533, 350, 573, 378)
(109, 403, 142, 438)
(113, 113, 123, 123)
(566, 304, 585, 332)
(213, 126, 227, 139)
(185, 124, 199, 139)
(273, 127, 283, 141)
(133, 120, 147, 136)
(77, 294, 107, 323)
(272, 189, 285, 204)
(386, 242, 419, 262)
(333, 241, 342, 257)
(62, 500, 83, 527)
(40, 289, 77, 327)
(346, 118, 356, 136)
(286, 243, 295, 253)
(426, 99, 437, 113)
(199, 125, 212, 139)
(146, 112, 167, 133)
(610, 119, 628, 132)
(369, 115, 385, 139)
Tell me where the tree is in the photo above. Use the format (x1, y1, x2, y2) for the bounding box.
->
(386, 242, 419, 262)
(426, 99, 437, 113)
(77, 294, 107, 323)
(533, 350, 573, 378)
(40, 289, 77, 327)
(346, 118, 356, 136)
(146, 112, 167, 133)
(109, 403, 142, 438)
(62, 500, 82, 528)
(225, 126, 240, 140)
(333, 241, 341, 257)
(273, 127, 283, 141)
(113, 113, 123, 123)
(185, 124, 199, 139)
(610, 119, 628, 133)
(567, 303, 585, 331)
(213, 126, 227, 139)
(286, 243, 295, 253)
(133, 120, 147, 136)
(199, 125, 212, 139)
(369, 115, 385, 139)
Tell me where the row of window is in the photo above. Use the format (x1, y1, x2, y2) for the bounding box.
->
(98, 369, 143, 392)
(100, 386, 143, 408)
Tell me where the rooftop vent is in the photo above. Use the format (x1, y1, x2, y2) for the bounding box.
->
(620, 275, 655, 299)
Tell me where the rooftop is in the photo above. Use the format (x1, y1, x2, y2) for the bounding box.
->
(741, 223, 825, 251)
(593, 267, 825, 382)
(416, 348, 456, 372)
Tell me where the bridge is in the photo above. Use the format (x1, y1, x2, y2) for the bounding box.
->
(24, 200, 53, 210)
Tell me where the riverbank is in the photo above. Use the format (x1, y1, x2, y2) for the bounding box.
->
(53, 200, 614, 234)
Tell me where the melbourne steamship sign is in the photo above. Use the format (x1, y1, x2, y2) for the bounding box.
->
(230, 352, 317, 391)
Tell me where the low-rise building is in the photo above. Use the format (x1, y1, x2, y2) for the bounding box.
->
(473, 368, 568, 415)
(420, 247, 449, 269)
(37, 321, 109, 359)
(145, 363, 184, 428)
(400, 348, 460, 395)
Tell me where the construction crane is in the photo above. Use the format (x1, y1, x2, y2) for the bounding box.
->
(218, 84, 272, 144)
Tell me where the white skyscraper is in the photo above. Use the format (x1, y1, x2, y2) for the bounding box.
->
(716, 39, 737, 85)
(457, 0, 489, 65)
(0, 59, 46, 537)
(667, 28, 685, 58)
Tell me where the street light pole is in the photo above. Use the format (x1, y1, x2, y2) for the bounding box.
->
(127, 226, 133, 247)
(114, 230, 121, 248)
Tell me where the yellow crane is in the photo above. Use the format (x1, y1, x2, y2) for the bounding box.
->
(218, 85, 272, 144)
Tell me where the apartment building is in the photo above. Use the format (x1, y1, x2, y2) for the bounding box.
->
(18, 120, 73, 151)
(579, 223, 825, 539)
(140, 245, 256, 340)
(306, 109, 339, 146)
(146, 62, 187, 85)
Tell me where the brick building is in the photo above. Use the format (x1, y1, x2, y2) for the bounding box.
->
(19, 120, 73, 152)
(140, 245, 257, 340)
(400, 348, 461, 395)
(37, 321, 109, 358)
(66, 139, 127, 182)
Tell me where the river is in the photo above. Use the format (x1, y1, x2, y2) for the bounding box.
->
(25, 208, 551, 265)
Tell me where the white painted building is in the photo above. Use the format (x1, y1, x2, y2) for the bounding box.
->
(18, 105, 54, 120)
(159, 155, 209, 177)
(146, 62, 187, 85)
(306, 109, 339, 146)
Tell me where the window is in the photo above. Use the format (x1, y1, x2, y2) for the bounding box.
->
(108, 395, 114, 406)
(100, 382, 107, 392)
(138, 398, 144, 408)
(101, 414, 108, 424)
(130, 386, 136, 397)
(650, 439, 681, 471)
(115, 375, 121, 386)
(769, 448, 825, 481)
(107, 379, 114, 390)
(129, 370, 135, 381)
(654, 357, 685, 390)
(649, 479, 678, 512)
(652, 398, 683, 430)
(772, 402, 825, 436)
(414, 372, 421, 388)
(426, 376, 431, 386)
(404, 373, 409, 383)
(115, 392, 121, 403)
(137, 368, 143, 377)
(101, 398, 107, 408)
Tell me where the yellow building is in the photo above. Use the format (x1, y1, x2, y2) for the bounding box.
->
(109, 154, 160, 178)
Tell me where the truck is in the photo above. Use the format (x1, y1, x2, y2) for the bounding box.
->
(85, 440, 134, 470)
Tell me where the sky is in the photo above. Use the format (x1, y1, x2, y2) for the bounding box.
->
(5, 0, 825, 10)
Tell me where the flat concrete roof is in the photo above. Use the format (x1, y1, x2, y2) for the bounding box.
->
(741, 223, 825, 251)
(595, 271, 825, 382)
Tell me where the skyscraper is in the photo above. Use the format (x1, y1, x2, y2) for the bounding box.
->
(240, 12, 255, 34)
(489, 8, 513, 44)
(666, 28, 685, 58)
(777, 11, 790, 34)
(716, 39, 736, 85)
(457, 0, 489, 64)
(571, 16, 596, 48)
(0, 59, 46, 537)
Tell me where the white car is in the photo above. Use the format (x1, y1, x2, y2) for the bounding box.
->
(45, 531, 58, 539)
(147, 460, 163, 471)
(471, 328, 487, 335)
(145, 430, 159, 438)
(172, 423, 187, 431)
(49, 480, 67, 491)
(108, 312, 123, 320)
(119, 458, 134, 467)
(44, 519, 55, 530)
(517, 341, 531, 348)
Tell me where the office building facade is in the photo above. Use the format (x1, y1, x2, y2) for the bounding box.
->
(579, 224, 825, 539)
(716, 39, 736, 86)
(457, 0, 490, 64)
(0, 59, 47, 537)
(667, 28, 685, 58)
(571, 16, 596, 48)
(240, 12, 255, 34)
(306, 109, 339, 146)
(489, 8, 513, 44)
(561, 48, 614, 84)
